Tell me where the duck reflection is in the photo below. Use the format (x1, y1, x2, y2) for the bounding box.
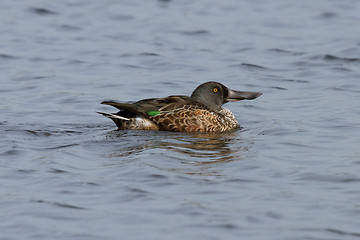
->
(158, 132, 239, 162)
(103, 130, 253, 176)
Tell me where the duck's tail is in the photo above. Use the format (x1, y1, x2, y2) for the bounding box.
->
(96, 112, 130, 121)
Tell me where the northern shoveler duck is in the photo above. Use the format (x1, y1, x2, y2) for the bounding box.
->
(98, 81, 261, 133)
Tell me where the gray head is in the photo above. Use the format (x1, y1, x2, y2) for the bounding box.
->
(190, 81, 262, 111)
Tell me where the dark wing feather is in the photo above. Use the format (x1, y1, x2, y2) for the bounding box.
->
(101, 96, 193, 116)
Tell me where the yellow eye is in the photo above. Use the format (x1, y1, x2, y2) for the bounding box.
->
(213, 88, 218, 92)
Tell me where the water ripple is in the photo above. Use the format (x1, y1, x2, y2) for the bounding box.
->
(268, 48, 305, 56)
(28, 7, 58, 15)
(295, 173, 360, 183)
(33, 199, 87, 210)
(0, 54, 20, 60)
(323, 54, 360, 63)
(180, 30, 210, 35)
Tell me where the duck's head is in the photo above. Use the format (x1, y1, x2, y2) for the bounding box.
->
(190, 81, 262, 111)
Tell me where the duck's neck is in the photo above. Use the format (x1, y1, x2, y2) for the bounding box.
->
(191, 95, 222, 112)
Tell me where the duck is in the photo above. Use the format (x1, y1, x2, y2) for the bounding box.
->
(97, 81, 261, 133)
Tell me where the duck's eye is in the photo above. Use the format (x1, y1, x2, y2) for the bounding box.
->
(213, 88, 218, 93)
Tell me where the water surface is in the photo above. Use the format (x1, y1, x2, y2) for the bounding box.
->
(1, 0, 360, 239)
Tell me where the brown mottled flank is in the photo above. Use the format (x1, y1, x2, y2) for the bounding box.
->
(151, 104, 239, 132)
(98, 81, 261, 133)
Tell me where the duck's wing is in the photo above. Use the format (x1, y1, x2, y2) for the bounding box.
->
(101, 95, 193, 116)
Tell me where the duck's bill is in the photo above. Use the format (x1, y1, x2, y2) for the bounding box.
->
(226, 89, 262, 102)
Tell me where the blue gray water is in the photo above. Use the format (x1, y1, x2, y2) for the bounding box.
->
(1, 0, 360, 239)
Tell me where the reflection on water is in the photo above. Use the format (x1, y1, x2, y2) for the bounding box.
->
(158, 132, 242, 161)
(103, 130, 252, 176)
